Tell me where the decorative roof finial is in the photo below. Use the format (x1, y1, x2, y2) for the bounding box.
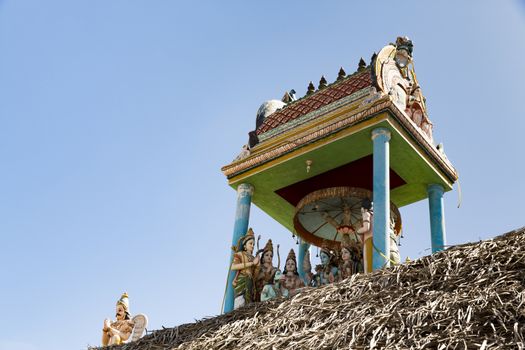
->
(281, 89, 296, 103)
(289, 89, 296, 101)
(370, 52, 377, 65)
(306, 81, 315, 95)
(337, 67, 346, 81)
(318, 76, 327, 90)
(358, 58, 366, 72)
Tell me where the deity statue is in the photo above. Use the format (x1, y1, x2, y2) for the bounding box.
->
(339, 234, 364, 280)
(393, 37, 433, 141)
(375, 36, 434, 142)
(260, 270, 285, 301)
(231, 228, 260, 309)
(281, 249, 305, 297)
(356, 199, 374, 273)
(302, 249, 315, 287)
(389, 217, 401, 265)
(255, 239, 278, 301)
(102, 293, 134, 346)
(317, 245, 339, 285)
(357, 199, 401, 271)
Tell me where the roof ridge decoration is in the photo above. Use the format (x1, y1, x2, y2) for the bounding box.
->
(248, 37, 433, 147)
(256, 67, 373, 136)
(277, 62, 371, 112)
(373, 36, 434, 143)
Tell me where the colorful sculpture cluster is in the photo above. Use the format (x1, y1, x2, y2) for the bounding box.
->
(230, 202, 400, 310)
(230, 229, 306, 309)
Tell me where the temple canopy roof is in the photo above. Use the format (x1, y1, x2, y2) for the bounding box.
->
(257, 68, 372, 136)
(222, 37, 458, 242)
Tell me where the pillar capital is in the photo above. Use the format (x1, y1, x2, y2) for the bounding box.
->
(427, 183, 444, 196)
(371, 127, 391, 141)
(237, 183, 254, 196)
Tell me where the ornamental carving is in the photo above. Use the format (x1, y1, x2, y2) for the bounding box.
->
(374, 36, 433, 142)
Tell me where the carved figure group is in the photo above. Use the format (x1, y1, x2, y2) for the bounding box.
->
(230, 205, 400, 309)
(310, 199, 400, 284)
(230, 229, 307, 308)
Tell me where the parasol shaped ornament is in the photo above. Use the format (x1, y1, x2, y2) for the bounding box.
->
(293, 187, 401, 251)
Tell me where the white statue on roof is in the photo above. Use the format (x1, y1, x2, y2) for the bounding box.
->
(374, 36, 434, 143)
(101, 293, 148, 346)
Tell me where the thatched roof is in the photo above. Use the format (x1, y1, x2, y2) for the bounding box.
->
(95, 227, 525, 349)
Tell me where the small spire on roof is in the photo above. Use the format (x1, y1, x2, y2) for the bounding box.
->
(306, 81, 315, 96)
(318, 76, 327, 90)
(358, 58, 367, 72)
(281, 89, 297, 103)
(337, 67, 346, 81)
(281, 92, 292, 103)
(370, 52, 377, 65)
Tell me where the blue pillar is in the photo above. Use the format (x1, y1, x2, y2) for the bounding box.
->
(297, 239, 310, 282)
(428, 184, 446, 253)
(223, 183, 254, 313)
(371, 128, 391, 270)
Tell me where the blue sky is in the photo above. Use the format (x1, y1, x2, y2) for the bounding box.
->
(1, 1, 524, 349)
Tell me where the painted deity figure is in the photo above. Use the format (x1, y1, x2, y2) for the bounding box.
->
(394, 36, 433, 142)
(281, 249, 305, 297)
(357, 199, 374, 273)
(102, 293, 134, 346)
(231, 228, 260, 309)
(357, 199, 400, 271)
(255, 239, 278, 301)
(389, 217, 401, 265)
(302, 249, 315, 287)
(339, 234, 364, 280)
(260, 270, 285, 301)
(317, 245, 339, 285)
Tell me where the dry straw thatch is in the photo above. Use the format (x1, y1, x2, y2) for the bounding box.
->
(95, 227, 525, 349)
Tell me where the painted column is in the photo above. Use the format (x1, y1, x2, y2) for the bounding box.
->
(428, 184, 446, 253)
(371, 127, 391, 270)
(223, 183, 254, 313)
(297, 238, 310, 282)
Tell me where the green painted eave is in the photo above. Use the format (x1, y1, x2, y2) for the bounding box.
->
(227, 112, 455, 234)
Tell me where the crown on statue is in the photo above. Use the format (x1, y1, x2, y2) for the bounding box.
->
(320, 241, 334, 256)
(116, 292, 129, 313)
(286, 248, 297, 263)
(340, 233, 352, 250)
(243, 228, 255, 244)
(233, 227, 256, 252)
(395, 36, 413, 56)
(263, 239, 274, 255)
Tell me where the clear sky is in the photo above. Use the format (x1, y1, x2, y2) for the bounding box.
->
(1, 1, 524, 350)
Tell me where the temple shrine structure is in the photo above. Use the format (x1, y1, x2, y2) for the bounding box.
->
(221, 37, 458, 313)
